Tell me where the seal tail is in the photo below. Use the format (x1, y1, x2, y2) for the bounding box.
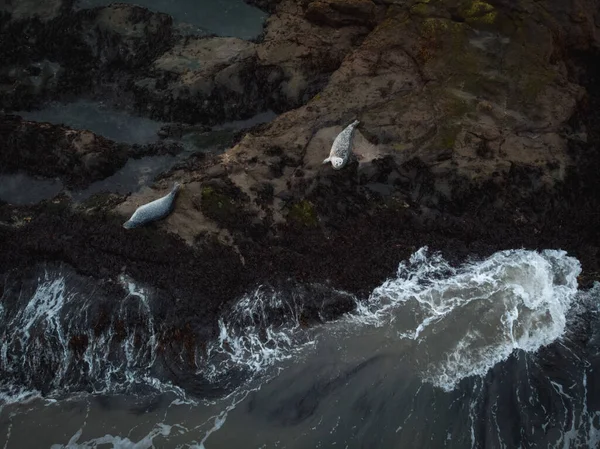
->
(172, 182, 182, 194)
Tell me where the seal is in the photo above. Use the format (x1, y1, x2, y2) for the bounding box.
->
(123, 182, 181, 229)
(322, 120, 360, 170)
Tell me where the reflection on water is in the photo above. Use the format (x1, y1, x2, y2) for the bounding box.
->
(213, 110, 276, 131)
(70, 155, 176, 202)
(16, 100, 165, 145)
(0, 173, 63, 205)
(182, 109, 277, 152)
(76, 0, 267, 40)
(8, 101, 276, 203)
(1, 250, 599, 448)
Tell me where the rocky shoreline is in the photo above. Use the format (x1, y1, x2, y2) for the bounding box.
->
(1, 0, 600, 375)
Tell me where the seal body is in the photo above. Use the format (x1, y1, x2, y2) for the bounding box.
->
(323, 120, 360, 170)
(123, 182, 181, 229)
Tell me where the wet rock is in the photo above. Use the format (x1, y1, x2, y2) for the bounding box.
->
(305, 0, 379, 28)
(0, 0, 63, 21)
(133, 36, 266, 123)
(0, 114, 182, 188)
(0, 115, 126, 187)
(3, 0, 600, 350)
(157, 123, 211, 139)
(1, 0, 369, 125)
(0, 59, 63, 104)
(0, 3, 175, 111)
(90, 4, 174, 67)
(243, 0, 283, 14)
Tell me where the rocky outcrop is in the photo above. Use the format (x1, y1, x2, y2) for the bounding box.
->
(111, 0, 596, 247)
(1, 0, 370, 124)
(1, 0, 600, 346)
(0, 3, 175, 111)
(0, 114, 181, 188)
(130, 36, 273, 124)
(305, 0, 380, 28)
(129, 0, 375, 122)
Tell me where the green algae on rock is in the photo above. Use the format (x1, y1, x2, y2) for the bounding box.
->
(287, 200, 319, 228)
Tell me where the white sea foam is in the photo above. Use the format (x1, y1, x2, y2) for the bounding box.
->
(1, 250, 595, 448)
(201, 248, 583, 395)
(204, 284, 318, 381)
(50, 422, 174, 449)
(0, 268, 184, 406)
(356, 247, 581, 391)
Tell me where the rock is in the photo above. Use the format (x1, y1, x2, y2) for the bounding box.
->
(3, 0, 600, 341)
(1, 0, 371, 125)
(243, 0, 283, 14)
(90, 4, 174, 68)
(0, 115, 125, 187)
(305, 0, 378, 28)
(256, 0, 371, 107)
(0, 114, 182, 188)
(133, 37, 265, 123)
(204, 164, 227, 179)
(217, 0, 591, 220)
(0, 3, 175, 112)
(0, 0, 62, 21)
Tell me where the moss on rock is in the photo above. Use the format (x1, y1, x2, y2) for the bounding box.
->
(434, 123, 462, 150)
(287, 200, 318, 227)
(200, 186, 237, 222)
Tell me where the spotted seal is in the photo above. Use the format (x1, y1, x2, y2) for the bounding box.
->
(322, 120, 360, 170)
(123, 182, 181, 229)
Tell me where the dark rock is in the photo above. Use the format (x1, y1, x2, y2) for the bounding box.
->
(0, 115, 182, 188)
(305, 0, 378, 28)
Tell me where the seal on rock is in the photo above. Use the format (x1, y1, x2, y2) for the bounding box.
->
(322, 120, 360, 170)
(123, 182, 181, 229)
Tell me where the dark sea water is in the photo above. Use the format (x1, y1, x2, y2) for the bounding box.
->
(1, 248, 599, 448)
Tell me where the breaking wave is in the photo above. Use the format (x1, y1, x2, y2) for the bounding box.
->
(353, 247, 581, 390)
(2, 248, 598, 448)
(0, 248, 584, 408)
(0, 269, 186, 407)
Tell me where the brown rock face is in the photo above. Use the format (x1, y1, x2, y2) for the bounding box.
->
(215, 0, 595, 215)
(2, 0, 600, 315)
(0, 115, 181, 188)
(305, 0, 379, 28)
(108, 0, 600, 287)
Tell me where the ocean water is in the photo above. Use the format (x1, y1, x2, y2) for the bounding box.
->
(1, 248, 598, 448)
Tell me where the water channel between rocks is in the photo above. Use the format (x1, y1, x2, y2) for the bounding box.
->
(0, 102, 276, 205)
